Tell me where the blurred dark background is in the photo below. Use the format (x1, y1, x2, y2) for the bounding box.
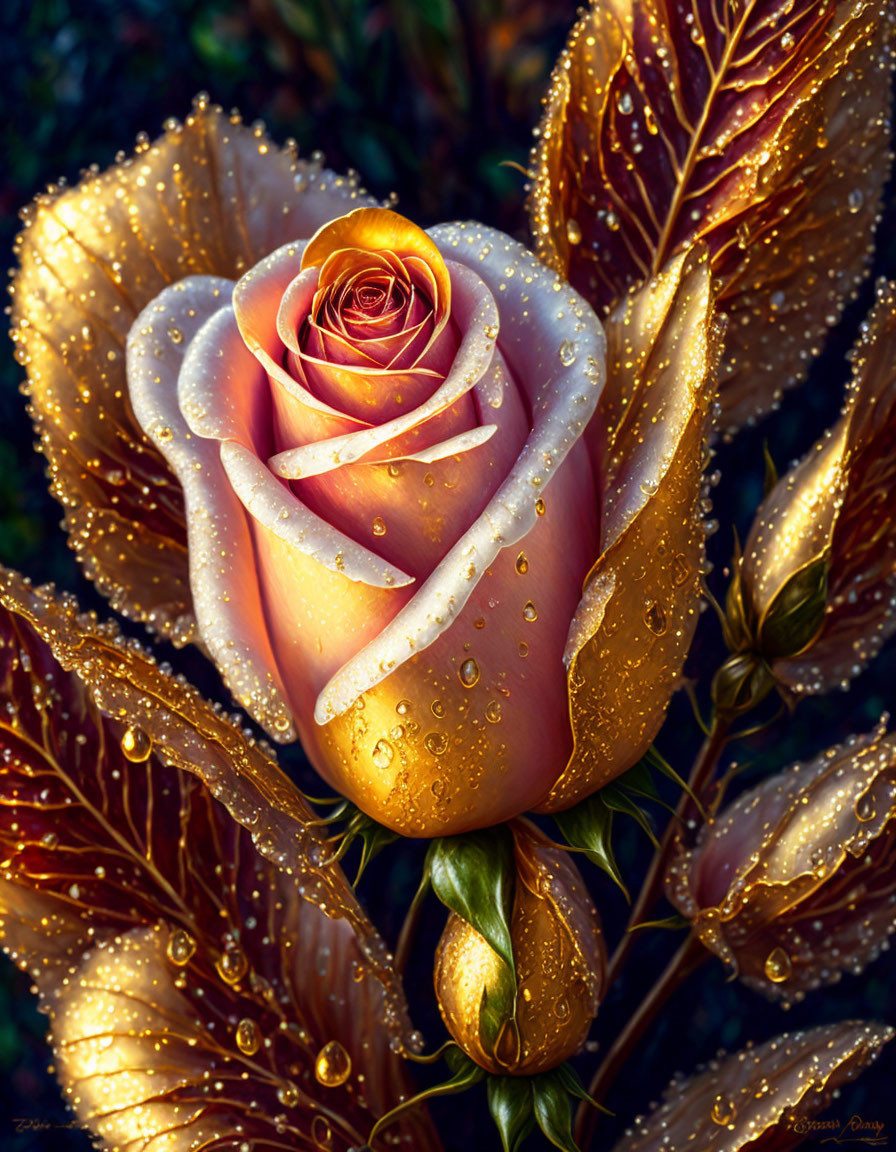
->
(1, 0, 895, 1149)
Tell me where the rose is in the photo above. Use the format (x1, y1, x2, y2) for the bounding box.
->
(129, 204, 606, 835)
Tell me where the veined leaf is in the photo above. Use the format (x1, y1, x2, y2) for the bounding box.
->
(0, 568, 438, 1152)
(552, 795, 629, 899)
(488, 1076, 536, 1152)
(530, 0, 894, 429)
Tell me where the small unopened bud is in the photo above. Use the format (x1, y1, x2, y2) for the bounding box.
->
(434, 820, 605, 1075)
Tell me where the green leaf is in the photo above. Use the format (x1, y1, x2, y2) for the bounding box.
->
(629, 914, 689, 934)
(599, 786, 659, 847)
(643, 746, 705, 817)
(552, 797, 628, 899)
(487, 1076, 535, 1152)
(479, 980, 517, 1058)
(352, 815, 401, 885)
(532, 1074, 579, 1152)
(427, 828, 517, 974)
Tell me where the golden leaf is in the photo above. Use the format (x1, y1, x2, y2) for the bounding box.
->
(9, 96, 374, 639)
(539, 245, 721, 811)
(530, 0, 894, 430)
(612, 1022, 892, 1151)
(0, 566, 437, 1151)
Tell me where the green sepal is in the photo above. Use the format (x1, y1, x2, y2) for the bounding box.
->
(599, 778, 658, 847)
(552, 795, 629, 900)
(487, 1076, 535, 1152)
(629, 913, 689, 933)
(321, 803, 400, 885)
(427, 828, 517, 976)
(531, 1071, 579, 1152)
(367, 1048, 486, 1146)
(552, 1063, 612, 1115)
(758, 554, 829, 659)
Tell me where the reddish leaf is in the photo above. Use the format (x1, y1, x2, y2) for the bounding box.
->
(530, 0, 894, 429)
(0, 567, 437, 1152)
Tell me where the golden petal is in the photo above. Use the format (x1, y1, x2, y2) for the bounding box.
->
(539, 246, 721, 811)
(529, 0, 894, 431)
(612, 1022, 893, 1151)
(9, 96, 374, 638)
(0, 565, 437, 1148)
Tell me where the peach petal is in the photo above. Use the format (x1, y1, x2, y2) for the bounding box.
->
(314, 227, 605, 723)
(127, 276, 295, 739)
(267, 260, 497, 481)
(220, 440, 414, 589)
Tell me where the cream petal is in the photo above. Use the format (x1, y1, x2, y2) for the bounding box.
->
(178, 303, 272, 454)
(314, 230, 605, 723)
(220, 440, 414, 589)
(127, 277, 295, 739)
(267, 260, 498, 480)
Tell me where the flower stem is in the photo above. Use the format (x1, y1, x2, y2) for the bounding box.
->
(575, 933, 707, 1148)
(394, 871, 431, 975)
(605, 715, 732, 991)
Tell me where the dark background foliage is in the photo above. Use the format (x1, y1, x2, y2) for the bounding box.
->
(0, 0, 895, 1149)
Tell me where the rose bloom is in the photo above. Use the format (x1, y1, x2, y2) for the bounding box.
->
(434, 820, 605, 1075)
(129, 201, 608, 835)
(668, 724, 896, 1001)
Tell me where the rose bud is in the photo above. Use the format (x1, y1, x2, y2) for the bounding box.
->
(667, 723, 896, 1001)
(433, 820, 605, 1075)
(612, 1022, 893, 1152)
(725, 279, 896, 702)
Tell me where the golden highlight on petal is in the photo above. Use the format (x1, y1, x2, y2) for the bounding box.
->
(530, 0, 895, 430)
(612, 1022, 893, 1152)
(301, 206, 452, 316)
(9, 96, 374, 638)
(540, 246, 721, 811)
(0, 565, 438, 1150)
(434, 821, 604, 1075)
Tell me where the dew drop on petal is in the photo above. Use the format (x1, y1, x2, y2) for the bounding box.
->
(424, 731, 449, 756)
(121, 725, 152, 762)
(535, 498, 546, 517)
(485, 700, 502, 724)
(458, 658, 480, 687)
(372, 516, 387, 536)
(711, 1094, 736, 1125)
(566, 219, 582, 245)
(559, 340, 577, 366)
(216, 944, 249, 984)
(764, 946, 793, 983)
(166, 928, 197, 966)
(523, 601, 538, 622)
(315, 1040, 352, 1087)
(643, 600, 667, 635)
(371, 739, 394, 769)
(516, 551, 529, 575)
(235, 1017, 260, 1056)
(277, 1081, 300, 1107)
(856, 793, 876, 821)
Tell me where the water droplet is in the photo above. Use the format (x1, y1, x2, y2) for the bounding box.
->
(643, 105, 659, 135)
(80, 323, 95, 350)
(495, 1018, 522, 1068)
(643, 600, 667, 635)
(459, 658, 480, 687)
(671, 554, 690, 585)
(553, 996, 570, 1020)
(216, 944, 249, 984)
(431, 699, 445, 718)
(41, 831, 58, 849)
(522, 601, 538, 622)
(711, 1094, 736, 1125)
(616, 90, 633, 114)
(315, 1040, 352, 1087)
(764, 946, 793, 983)
(121, 725, 152, 763)
(535, 498, 546, 517)
(848, 188, 864, 213)
(856, 793, 876, 822)
(235, 1017, 260, 1056)
(423, 472, 435, 487)
(431, 778, 446, 798)
(387, 463, 400, 478)
(484, 323, 499, 340)
(372, 516, 386, 536)
(396, 699, 411, 715)
(566, 219, 582, 245)
(277, 1081, 300, 1107)
(166, 928, 197, 966)
(167, 324, 184, 345)
(371, 739, 394, 770)
(485, 700, 502, 724)
(424, 731, 449, 756)
(559, 340, 577, 366)
(518, 642, 529, 658)
(515, 551, 529, 574)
